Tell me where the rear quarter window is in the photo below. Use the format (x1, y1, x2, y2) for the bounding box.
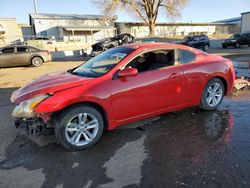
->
(17, 47, 29, 52)
(29, 47, 40, 52)
(178, 49, 196, 64)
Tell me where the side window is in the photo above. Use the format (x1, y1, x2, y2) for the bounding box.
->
(178, 49, 196, 64)
(126, 50, 175, 73)
(29, 47, 39, 52)
(2, 47, 14, 53)
(17, 47, 29, 53)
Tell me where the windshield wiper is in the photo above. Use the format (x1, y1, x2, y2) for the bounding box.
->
(70, 71, 86, 77)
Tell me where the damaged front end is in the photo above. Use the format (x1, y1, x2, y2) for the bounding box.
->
(14, 117, 54, 135)
(11, 94, 54, 135)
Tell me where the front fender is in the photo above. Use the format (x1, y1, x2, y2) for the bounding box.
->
(34, 83, 113, 123)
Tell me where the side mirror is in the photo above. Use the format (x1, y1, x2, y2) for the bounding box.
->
(118, 67, 138, 77)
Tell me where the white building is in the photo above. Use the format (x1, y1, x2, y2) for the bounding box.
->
(241, 12, 250, 34)
(115, 22, 240, 38)
(29, 13, 117, 43)
(0, 18, 25, 46)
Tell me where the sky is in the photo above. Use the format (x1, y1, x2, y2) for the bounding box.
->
(1, 0, 250, 24)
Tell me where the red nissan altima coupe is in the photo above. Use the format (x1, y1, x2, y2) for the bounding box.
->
(11, 43, 235, 151)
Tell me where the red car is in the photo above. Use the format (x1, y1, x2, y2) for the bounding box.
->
(11, 43, 235, 151)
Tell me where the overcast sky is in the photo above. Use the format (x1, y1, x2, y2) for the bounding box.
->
(1, 0, 250, 23)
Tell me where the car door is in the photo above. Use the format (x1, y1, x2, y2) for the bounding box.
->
(191, 36, 200, 48)
(177, 48, 206, 105)
(0, 47, 15, 67)
(199, 36, 206, 48)
(13, 46, 30, 66)
(110, 49, 185, 121)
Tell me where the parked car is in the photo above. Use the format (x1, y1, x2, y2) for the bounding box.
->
(11, 43, 235, 151)
(90, 33, 135, 57)
(177, 35, 210, 51)
(0, 45, 51, 68)
(27, 37, 56, 48)
(222, 33, 250, 48)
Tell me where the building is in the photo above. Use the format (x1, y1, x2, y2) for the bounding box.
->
(18, 24, 34, 40)
(0, 18, 23, 46)
(115, 21, 240, 38)
(29, 13, 117, 43)
(241, 12, 250, 34)
(0, 11, 248, 47)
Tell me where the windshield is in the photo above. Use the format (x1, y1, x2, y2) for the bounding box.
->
(229, 34, 241, 39)
(72, 47, 134, 77)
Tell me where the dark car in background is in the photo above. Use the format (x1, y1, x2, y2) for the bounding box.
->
(0, 45, 51, 68)
(90, 33, 135, 57)
(177, 35, 210, 51)
(222, 33, 250, 48)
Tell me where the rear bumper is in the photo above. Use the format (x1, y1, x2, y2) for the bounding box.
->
(44, 55, 52, 62)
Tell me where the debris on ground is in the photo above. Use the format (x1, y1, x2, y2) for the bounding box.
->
(234, 61, 250, 91)
(234, 79, 250, 90)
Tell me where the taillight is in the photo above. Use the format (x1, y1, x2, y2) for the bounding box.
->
(45, 50, 50, 56)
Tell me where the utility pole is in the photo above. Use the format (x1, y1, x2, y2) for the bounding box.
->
(33, 0, 38, 13)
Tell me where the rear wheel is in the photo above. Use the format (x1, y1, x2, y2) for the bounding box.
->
(235, 42, 240, 48)
(55, 106, 104, 151)
(203, 44, 209, 51)
(200, 78, 225, 110)
(31, 56, 44, 67)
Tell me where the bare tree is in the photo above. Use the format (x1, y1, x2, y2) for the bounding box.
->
(94, 0, 188, 36)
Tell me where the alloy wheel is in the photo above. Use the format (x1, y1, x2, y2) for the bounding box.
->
(65, 113, 99, 146)
(32, 57, 43, 66)
(205, 82, 223, 107)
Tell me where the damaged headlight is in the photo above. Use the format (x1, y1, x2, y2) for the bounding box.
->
(12, 94, 50, 118)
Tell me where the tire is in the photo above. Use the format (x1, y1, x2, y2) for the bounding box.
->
(222, 45, 227, 49)
(200, 78, 225, 111)
(203, 44, 209, 51)
(235, 43, 240, 48)
(31, 56, 44, 67)
(55, 105, 104, 151)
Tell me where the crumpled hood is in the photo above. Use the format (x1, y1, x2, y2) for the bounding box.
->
(11, 71, 92, 104)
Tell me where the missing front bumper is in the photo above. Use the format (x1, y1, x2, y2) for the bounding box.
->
(15, 118, 54, 135)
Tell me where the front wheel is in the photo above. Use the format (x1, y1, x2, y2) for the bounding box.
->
(200, 78, 225, 111)
(55, 106, 104, 151)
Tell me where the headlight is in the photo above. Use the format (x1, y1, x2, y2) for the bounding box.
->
(12, 94, 50, 118)
(231, 40, 237, 42)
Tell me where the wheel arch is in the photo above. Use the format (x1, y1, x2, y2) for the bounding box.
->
(214, 76, 228, 95)
(53, 101, 109, 130)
